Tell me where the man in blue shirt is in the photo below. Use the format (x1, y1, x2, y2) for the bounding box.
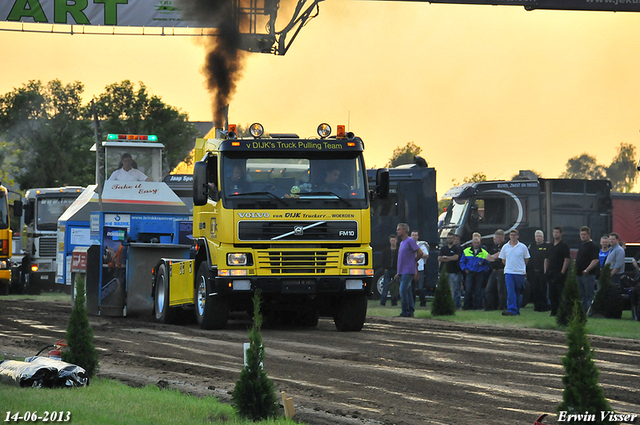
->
(605, 232, 625, 284)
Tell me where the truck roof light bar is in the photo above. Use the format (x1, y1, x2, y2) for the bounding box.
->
(107, 134, 158, 142)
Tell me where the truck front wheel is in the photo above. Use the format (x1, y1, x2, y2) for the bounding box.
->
(154, 263, 177, 324)
(333, 293, 367, 332)
(195, 263, 229, 329)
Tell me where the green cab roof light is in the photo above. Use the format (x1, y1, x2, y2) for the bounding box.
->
(106, 134, 158, 142)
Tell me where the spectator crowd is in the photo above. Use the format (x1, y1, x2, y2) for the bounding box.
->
(380, 223, 629, 317)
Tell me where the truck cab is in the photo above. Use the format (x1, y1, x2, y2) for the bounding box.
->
(440, 176, 611, 247)
(16, 187, 84, 293)
(154, 123, 389, 331)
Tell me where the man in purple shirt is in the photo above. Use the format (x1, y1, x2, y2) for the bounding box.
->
(394, 223, 424, 317)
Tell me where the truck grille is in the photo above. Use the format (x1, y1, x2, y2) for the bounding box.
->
(238, 221, 358, 242)
(256, 250, 340, 274)
(38, 237, 57, 258)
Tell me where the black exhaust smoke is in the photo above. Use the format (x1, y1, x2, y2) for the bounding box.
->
(180, 0, 246, 128)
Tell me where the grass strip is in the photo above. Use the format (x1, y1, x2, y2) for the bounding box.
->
(0, 378, 297, 425)
(368, 301, 639, 340)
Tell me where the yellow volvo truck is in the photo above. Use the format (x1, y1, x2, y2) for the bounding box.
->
(0, 183, 11, 294)
(0, 183, 21, 294)
(152, 123, 388, 331)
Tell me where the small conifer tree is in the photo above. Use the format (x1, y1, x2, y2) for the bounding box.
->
(431, 269, 456, 316)
(232, 290, 279, 420)
(557, 300, 617, 425)
(557, 262, 586, 327)
(62, 275, 99, 378)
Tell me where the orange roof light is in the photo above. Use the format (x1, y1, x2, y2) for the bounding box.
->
(337, 125, 346, 139)
(228, 124, 237, 139)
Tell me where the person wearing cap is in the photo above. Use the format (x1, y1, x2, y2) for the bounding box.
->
(499, 229, 530, 316)
(109, 153, 150, 181)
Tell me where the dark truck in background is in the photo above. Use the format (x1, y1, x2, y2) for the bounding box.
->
(439, 173, 612, 248)
(367, 161, 439, 298)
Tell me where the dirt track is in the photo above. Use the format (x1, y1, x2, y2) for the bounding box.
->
(1, 298, 639, 425)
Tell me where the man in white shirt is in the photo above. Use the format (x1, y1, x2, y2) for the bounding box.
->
(411, 231, 430, 307)
(109, 153, 150, 182)
(499, 229, 530, 316)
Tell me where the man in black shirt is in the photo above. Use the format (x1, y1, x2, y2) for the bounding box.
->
(438, 233, 463, 308)
(576, 226, 600, 313)
(380, 234, 399, 306)
(484, 229, 506, 311)
(527, 230, 549, 312)
(544, 226, 571, 316)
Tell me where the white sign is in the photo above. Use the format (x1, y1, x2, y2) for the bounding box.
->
(104, 213, 131, 229)
(0, 0, 205, 27)
(70, 227, 92, 246)
(90, 214, 100, 233)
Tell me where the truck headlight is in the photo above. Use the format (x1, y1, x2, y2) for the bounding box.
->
(345, 253, 366, 265)
(227, 253, 247, 266)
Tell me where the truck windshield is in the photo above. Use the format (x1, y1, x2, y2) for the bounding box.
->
(221, 153, 368, 209)
(0, 192, 8, 230)
(443, 198, 469, 227)
(36, 197, 76, 231)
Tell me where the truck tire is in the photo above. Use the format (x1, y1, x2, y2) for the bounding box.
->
(372, 269, 384, 300)
(0, 279, 9, 295)
(25, 273, 40, 295)
(10, 267, 23, 294)
(154, 263, 178, 324)
(606, 283, 624, 319)
(195, 262, 229, 329)
(632, 283, 640, 322)
(334, 293, 367, 332)
(297, 299, 319, 327)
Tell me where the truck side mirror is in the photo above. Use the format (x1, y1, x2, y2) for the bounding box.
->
(376, 168, 389, 199)
(193, 161, 210, 206)
(13, 200, 22, 218)
(24, 201, 34, 224)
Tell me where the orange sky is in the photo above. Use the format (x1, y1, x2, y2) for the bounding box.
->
(2, 1, 640, 197)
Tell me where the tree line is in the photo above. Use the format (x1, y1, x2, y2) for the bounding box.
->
(0, 79, 199, 190)
(387, 141, 638, 193)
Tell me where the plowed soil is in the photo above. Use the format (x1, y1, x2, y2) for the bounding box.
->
(1, 298, 639, 425)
